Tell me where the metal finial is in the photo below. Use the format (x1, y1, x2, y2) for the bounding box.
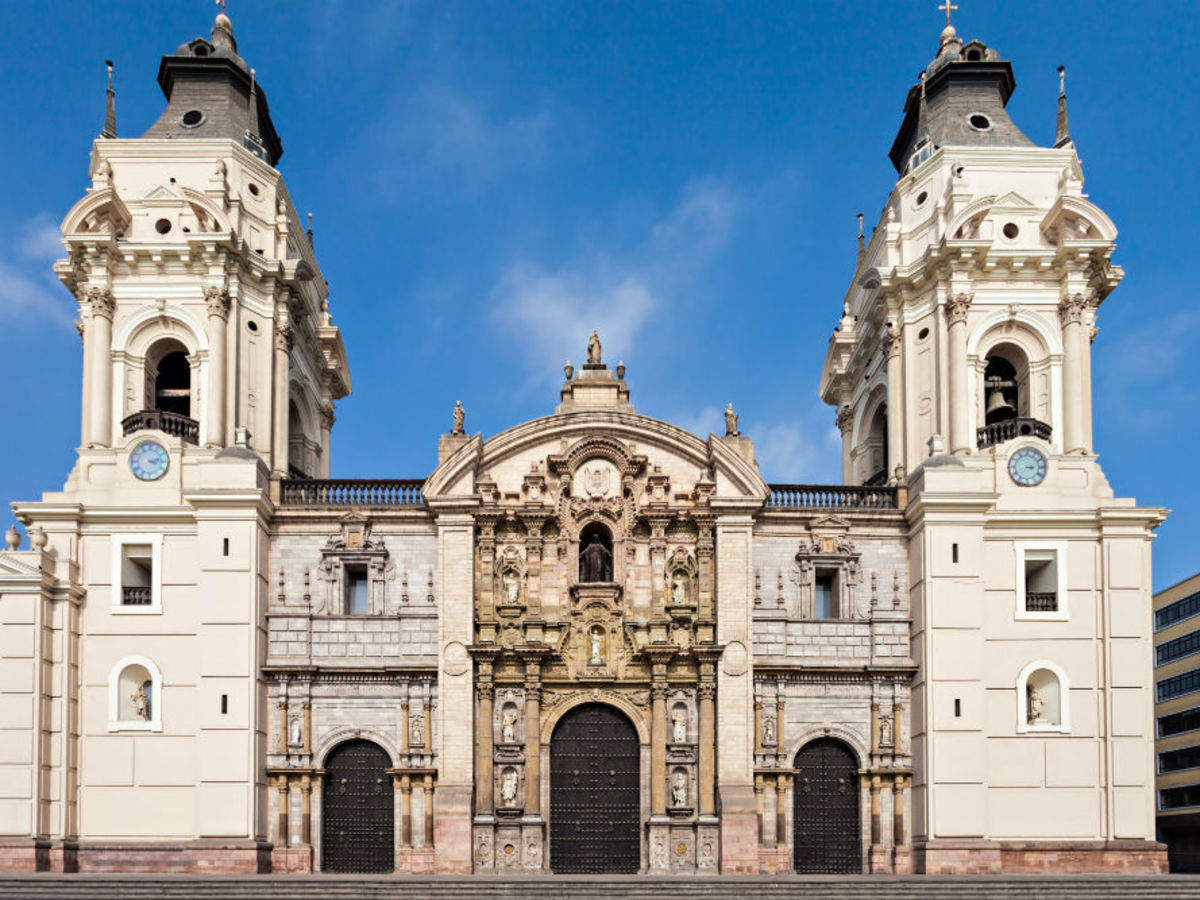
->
(216, 0, 227, 15)
(100, 59, 117, 139)
(857, 213, 864, 240)
(307, 212, 314, 247)
(1057, 65, 1066, 96)
(1054, 65, 1072, 148)
(939, 0, 958, 27)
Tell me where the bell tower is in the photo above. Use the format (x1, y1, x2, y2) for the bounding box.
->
(820, 16, 1166, 875)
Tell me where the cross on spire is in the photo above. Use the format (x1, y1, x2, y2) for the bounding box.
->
(215, 0, 227, 14)
(939, 0, 958, 27)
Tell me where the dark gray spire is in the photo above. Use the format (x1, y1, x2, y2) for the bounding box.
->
(856, 213, 866, 268)
(1054, 66, 1072, 148)
(100, 59, 116, 139)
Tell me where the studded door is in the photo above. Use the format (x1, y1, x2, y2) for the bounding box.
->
(793, 738, 861, 874)
(549, 704, 641, 873)
(321, 739, 394, 873)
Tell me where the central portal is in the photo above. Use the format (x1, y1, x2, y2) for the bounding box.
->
(549, 703, 641, 873)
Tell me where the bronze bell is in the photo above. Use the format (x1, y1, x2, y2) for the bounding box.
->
(986, 386, 1014, 417)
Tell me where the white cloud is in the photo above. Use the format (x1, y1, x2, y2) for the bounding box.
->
(489, 178, 742, 385)
(17, 213, 64, 262)
(672, 404, 724, 439)
(0, 260, 71, 325)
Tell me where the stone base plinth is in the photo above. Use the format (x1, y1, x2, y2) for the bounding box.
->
(893, 844, 913, 874)
(270, 845, 312, 873)
(399, 846, 437, 873)
(67, 840, 272, 874)
(433, 784, 472, 873)
(0, 839, 68, 872)
(756, 845, 791, 873)
(869, 843, 893, 873)
(914, 839, 1168, 875)
(718, 786, 758, 874)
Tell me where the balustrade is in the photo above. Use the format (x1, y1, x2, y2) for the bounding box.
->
(766, 483, 898, 510)
(279, 478, 425, 507)
(977, 417, 1052, 449)
(121, 409, 199, 445)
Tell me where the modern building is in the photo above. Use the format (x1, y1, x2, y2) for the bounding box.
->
(0, 8, 1168, 877)
(1154, 572, 1200, 872)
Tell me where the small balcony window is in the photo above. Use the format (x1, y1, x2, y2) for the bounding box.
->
(111, 533, 162, 614)
(121, 545, 153, 606)
(814, 571, 837, 619)
(345, 565, 370, 615)
(1015, 542, 1068, 621)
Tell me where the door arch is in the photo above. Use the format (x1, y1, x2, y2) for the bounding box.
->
(793, 737, 861, 873)
(549, 703, 640, 873)
(321, 739, 394, 873)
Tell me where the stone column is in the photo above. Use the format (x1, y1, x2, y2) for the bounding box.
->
(299, 775, 312, 844)
(774, 689, 786, 759)
(773, 775, 787, 850)
(753, 699, 763, 753)
(77, 311, 90, 446)
(85, 287, 114, 447)
(204, 287, 230, 447)
(476, 668, 494, 814)
(945, 293, 972, 454)
(276, 775, 290, 845)
(884, 324, 904, 478)
(318, 404, 334, 478)
(276, 699, 288, 754)
(1059, 294, 1087, 453)
(697, 677, 716, 817)
(302, 701, 312, 755)
(650, 675, 668, 816)
(754, 776, 766, 844)
(271, 306, 291, 475)
(836, 405, 855, 483)
(423, 775, 436, 846)
(400, 693, 410, 756)
(524, 661, 541, 816)
(892, 776, 905, 846)
(400, 774, 413, 848)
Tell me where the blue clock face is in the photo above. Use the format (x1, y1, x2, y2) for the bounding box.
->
(1008, 447, 1047, 487)
(130, 441, 169, 481)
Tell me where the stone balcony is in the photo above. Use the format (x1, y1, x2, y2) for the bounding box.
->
(121, 408, 199, 445)
(976, 417, 1052, 449)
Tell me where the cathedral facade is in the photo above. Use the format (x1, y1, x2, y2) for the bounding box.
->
(0, 10, 1167, 877)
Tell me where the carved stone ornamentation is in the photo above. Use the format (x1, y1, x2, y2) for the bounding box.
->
(203, 285, 232, 319)
(85, 286, 115, 320)
(943, 292, 972, 326)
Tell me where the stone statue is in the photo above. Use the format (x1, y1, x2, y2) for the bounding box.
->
(672, 708, 687, 744)
(579, 533, 613, 583)
(762, 715, 776, 747)
(671, 770, 688, 807)
(879, 715, 892, 747)
(289, 713, 304, 747)
(671, 570, 687, 605)
(724, 402, 739, 437)
(502, 570, 520, 605)
(500, 768, 519, 807)
(586, 330, 602, 365)
(589, 628, 603, 665)
(131, 684, 150, 721)
(451, 400, 465, 435)
(410, 711, 424, 746)
(501, 707, 518, 743)
(1027, 685, 1044, 724)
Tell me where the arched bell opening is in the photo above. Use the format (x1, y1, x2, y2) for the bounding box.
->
(982, 343, 1030, 425)
(146, 339, 192, 418)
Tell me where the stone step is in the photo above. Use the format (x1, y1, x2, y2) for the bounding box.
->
(1, 876, 1199, 899)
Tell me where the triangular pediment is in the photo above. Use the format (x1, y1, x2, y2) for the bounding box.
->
(993, 191, 1036, 209)
(0, 552, 43, 580)
(142, 184, 181, 202)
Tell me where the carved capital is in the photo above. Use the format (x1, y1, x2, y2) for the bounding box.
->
(698, 682, 717, 702)
(84, 286, 115, 320)
(835, 403, 854, 434)
(204, 285, 232, 320)
(882, 324, 902, 359)
(273, 318, 293, 352)
(1058, 293, 1088, 326)
(943, 292, 972, 327)
(319, 402, 336, 431)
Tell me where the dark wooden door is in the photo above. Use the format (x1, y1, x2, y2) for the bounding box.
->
(793, 738, 861, 873)
(550, 704, 641, 873)
(322, 739, 394, 873)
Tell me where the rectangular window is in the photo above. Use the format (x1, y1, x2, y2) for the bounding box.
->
(814, 572, 835, 619)
(220, 694, 228, 715)
(1158, 629, 1200, 666)
(952, 543, 959, 564)
(1159, 705, 1200, 738)
(120, 544, 153, 606)
(345, 566, 370, 615)
(1159, 746, 1200, 774)
(222, 537, 230, 557)
(954, 698, 961, 718)
(1159, 784, 1200, 811)
(1157, 590, 1200, 632)
(1158, 668, 1200, 703)
(1023, 551, 1058, 613)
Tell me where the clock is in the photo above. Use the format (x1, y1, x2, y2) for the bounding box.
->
(129, 440, 169, 481)
(1008, 447, 1047, 487)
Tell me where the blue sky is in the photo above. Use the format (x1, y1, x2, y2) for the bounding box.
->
(0, 1, 1196, 590)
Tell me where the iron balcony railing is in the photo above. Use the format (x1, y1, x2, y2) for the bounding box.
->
(280, 478, 425, 507)
(766, 483, 898, 510)
(122, 585, 152, 605)
(1025, 591, 1058, 612)
(121, 409, 199, 445)
(977, 417, 1051, 449)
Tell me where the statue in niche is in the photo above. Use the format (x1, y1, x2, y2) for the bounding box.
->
(671, 707, 688, 744)
(589, 628, 604, 666)
(410, 711, 425, 746)
(879, 716, 893, 748)
(724, 402, 739, 437)
(131, 683, 150, 721)
(502, 570, 520, 605)
(671, 770, 688, 807)
(762, 715, 776, 747)
(289, 712, 304, 747)
(500, 768, 519, 807)
(1027, 685, 1044, 724)
(587, 330, 602, 365)
(579, 532, 613, 583)
(501, 706, 518, 744)
(671, 570, 688, 605)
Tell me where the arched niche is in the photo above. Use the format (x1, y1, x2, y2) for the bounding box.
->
(1016, 660, 1071, 734)
(107, 655, 163, 732)
(578, 521, 614, 584)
